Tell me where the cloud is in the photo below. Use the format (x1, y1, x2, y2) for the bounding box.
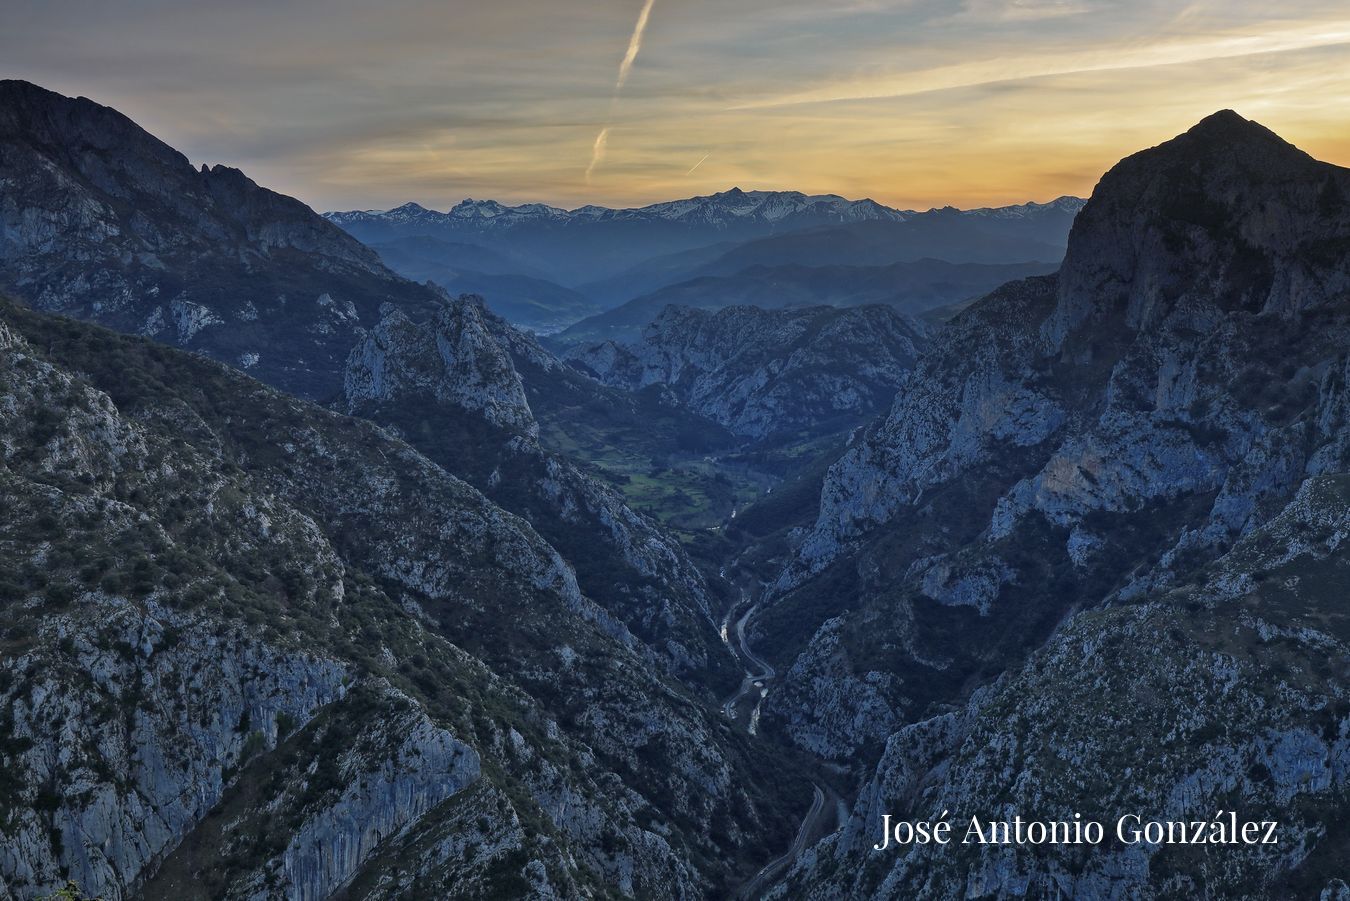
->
(957, 0, 1097, 22)
(7, 0, 1350, 211)
(733, 17, 1350, 109)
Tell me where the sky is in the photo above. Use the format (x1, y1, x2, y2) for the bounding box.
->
(3, 1, 1349, 213)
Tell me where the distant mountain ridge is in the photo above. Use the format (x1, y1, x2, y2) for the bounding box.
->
(327, 192, 1083, 333)
(367, 235, 602, 332)
(325, 191, 1085, 286)
(326, 190, 1085, 235)
(551, 258, 1059, 347)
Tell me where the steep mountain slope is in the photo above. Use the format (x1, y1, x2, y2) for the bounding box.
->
(749, 110, 1350, 895)
(0, 79, 443, 400)
(341, 295, 740, 686)
(368, 236, 600, 332)
(0, 297, 804, 900)
(566, 304, 927, 441)
(361, 234, 552, 280)
(551, 259, 1056, 348)
(776, 476, 1350, 899)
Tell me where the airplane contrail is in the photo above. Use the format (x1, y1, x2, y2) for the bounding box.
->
(586, 127, 610, 181)
(616, 0, 656, 92)
(587, 0, 656, 182)
(686, 152, 711, 176)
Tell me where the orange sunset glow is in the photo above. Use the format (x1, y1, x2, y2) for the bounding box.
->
(4, 1, 1349, 213)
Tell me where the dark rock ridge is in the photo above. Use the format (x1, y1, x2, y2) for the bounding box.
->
(0, 80, 809, 899)
(758, 111, 1350, 896)
(566, 304, 927, 440)
(0, 79, 443, 400)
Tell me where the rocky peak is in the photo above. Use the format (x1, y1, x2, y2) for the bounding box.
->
(0, 80, 362, 262)
(344, 296, 537, 435)
(1048, 109, 1350, 348)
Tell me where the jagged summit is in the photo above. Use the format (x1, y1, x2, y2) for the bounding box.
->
(327, 189, 1090, 229)
(0, 76, 89, 110)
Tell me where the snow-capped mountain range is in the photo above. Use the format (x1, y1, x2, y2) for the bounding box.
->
(326, 189, 1087, 288)
(325, 188, 1085, 233)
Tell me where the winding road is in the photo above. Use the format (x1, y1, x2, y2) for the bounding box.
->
(718, 589, 841, 898)
(720, 597, 775, 729)
(738, 785, 825, 899)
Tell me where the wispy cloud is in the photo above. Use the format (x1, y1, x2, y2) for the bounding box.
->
(957, 0, 1097, 22)
(588, 0, 657, 181)
(734, 18, 1350, 109)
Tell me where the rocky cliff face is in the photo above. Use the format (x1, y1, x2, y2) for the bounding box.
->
(756, 111, 1350, 895)
(0, 79, 442, 400)
(0, 299, 800, 899)
(345, 300, 537, 435)
(567, 304, 927, 441)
